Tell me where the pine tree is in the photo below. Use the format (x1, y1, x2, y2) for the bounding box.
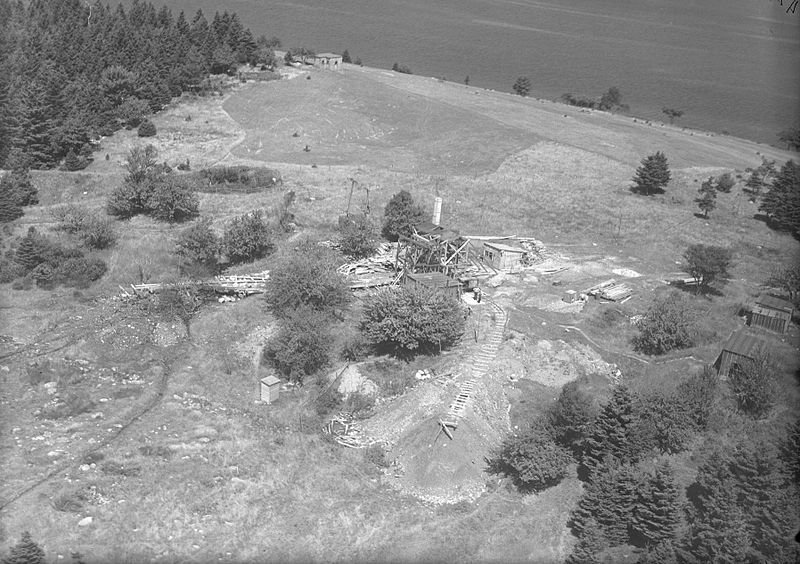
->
(760, 159, 800, 235)
(381, 190, 426, 242)
(632, 151, 671, 195)
(14, 227, 49, 271)
(341, 49, 351, 63)
(580, 384, 638, 479)
(694, 177, 716, 218)
(513, 76, 531, 97)
(566, 518, 607, 564)
(0, 181, 24, 223)
(570, 459, 639, 545)
(632, 461, 680, 546)
(2, 530, 45, 564)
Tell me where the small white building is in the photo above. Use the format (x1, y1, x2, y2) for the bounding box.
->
(314, 53, 343, 70)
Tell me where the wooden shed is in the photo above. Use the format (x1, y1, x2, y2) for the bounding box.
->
(403, 272, 462, 299)
(750, 294, 793, 334)
(260, 375, 281, 404)
(717, 331, 768, 379)
(482, 241, 527, 271)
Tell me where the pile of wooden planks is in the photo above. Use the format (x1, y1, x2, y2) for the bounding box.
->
(337, 242, 397, 276)
(599, 283, 633, 301)
(322, 412, 379, 449)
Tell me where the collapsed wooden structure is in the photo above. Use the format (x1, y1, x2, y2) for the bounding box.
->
(121, 271, 270, 299)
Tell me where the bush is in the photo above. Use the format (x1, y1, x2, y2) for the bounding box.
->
(266, 240, 351, 318)
(3, 531, 46, 564)
(715, 172, 735, 193)
(137, 118, 157, 137)
(0, 185, 24, 223)
(199, 166, 282, 192)
(381, 190, 426, 242)
(145, 176, 199, 222)
(175, 218, 219, 271)
(0, 258, 24, 283)
(489, 419, 573, 493)
(728, 351, 779, 419)
(115, 96, 151, 128)
(338, 212, 378, 259)
(634, 291, 698, 355)
(61, 149, 87, 171)
(222, 210, 274, 265)
(52, 204, 117, 249)
(360, 285, 465, 356)
(263, 306, 333, 383)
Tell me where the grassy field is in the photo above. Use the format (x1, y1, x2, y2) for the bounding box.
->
(1, 62, 798, 562)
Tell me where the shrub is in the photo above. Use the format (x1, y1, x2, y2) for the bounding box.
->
(61, 149, 87, 171)
(40, 390, 95, 419)
(222, 210, 274, 265)
(0, 258, 24, 283)
(675, 367, 718, 429)
(634, 291, 698, 355)
(512, 76, 531, 97)
(137, 118, 157, 137)
(115, 96, 150, 128)
(3, 531, 46, 564)
(381, 190, 426, 242)
(632, 389, 696, 455)
(52, 205, 117, 249)
(145, 176, 199, 222)
(360, 285, 465, 356)
(14, 227, 50, 271)
(263, 306, 333, 384)
(489, 419, 573, 493)
(338, 212, 377, 259)
(266, 240, 350, 318)
(728, 351, 779, 419)
(175, 218, 219, 271)
(0, 185, 24, 223)
(1, 167, 37, 207)
(715, 172, 735, 193)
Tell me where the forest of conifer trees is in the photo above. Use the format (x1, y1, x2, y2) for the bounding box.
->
(0, 0, 267, 170)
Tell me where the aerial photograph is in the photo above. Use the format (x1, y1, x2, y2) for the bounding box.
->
(1, 0, 799, 562)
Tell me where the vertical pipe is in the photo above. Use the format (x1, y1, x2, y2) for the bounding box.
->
(432, 196, 443, 226)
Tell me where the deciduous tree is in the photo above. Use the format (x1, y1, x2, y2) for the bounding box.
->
(728, 350, 778, 419)
(263, 305, 333, 384)
(634, 291, 698, 355)
(222, 210, 273, 265)
(683, 244, 732, 293)
(338, 212, 377, 259)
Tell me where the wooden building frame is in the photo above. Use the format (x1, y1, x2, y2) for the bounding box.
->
(750, 294, 793, 334)
(395, 222, 469, 277)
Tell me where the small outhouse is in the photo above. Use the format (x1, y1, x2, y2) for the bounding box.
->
(482, 242, 527, 271)
(260, 375, 281, 404)
(750, 294, 793, 334)
(717, 331, 768, 379)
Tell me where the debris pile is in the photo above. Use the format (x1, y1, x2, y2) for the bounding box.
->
(322, 413, 381, 448)
(337, 243, 401, 289)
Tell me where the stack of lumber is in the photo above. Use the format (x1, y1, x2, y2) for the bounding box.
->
(599, 283, 633, 301)
(212, 271, 269, 295)
(337, 242, 397, 276)
(322, 412, 379, 449)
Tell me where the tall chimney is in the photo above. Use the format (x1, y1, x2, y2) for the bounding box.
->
(432, 196, 443, 226)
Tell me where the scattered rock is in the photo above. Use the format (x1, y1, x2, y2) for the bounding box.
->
(77, 516, 93, 527)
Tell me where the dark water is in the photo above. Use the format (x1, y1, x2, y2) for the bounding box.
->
(157, 0, 799, 145)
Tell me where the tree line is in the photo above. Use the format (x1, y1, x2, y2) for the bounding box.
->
(0, 0, 267, 171)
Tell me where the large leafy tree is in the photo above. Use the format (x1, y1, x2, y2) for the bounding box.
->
(360, 285, 464, 356)
(760, 159, 800, 235)
(221, 210, 273, 265)
(683, 244, 732, 293)
(634, 291, 697, 355)
(266, 239, 351, 318)
(631, 151, 671, 195)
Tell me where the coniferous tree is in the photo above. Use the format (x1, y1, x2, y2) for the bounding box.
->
(2, 531, 45, 564)
(632, 461, 681, 546)
(381, 190, 426, 242)
(580, 385, 638, 479)
(547, 379, 597, 455)
(566, 518, 607, 564)
(632, 151, 671, 195)
(760, 159, 800, 235)
(0, 182, 24, 222)
(14, 227, 49, 271)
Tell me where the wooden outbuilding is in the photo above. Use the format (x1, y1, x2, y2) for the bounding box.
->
(403, 272, 462, 299)
(260, 375, 281, 404)
(717, 331, 768, 379)
(482, 241, 527, 271)
(750, 294, 793, 334)
(314, 53, 342, 70)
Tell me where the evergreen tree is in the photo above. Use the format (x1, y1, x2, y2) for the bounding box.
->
(759, 159, 800, 235)
(547, 379, 597, 455)
(580, 385, 638, 479)
(137, 118, 157, 137)
(341, 49, 351, 63)
(512, 76, 531, 97)
(632, 461, 681, 546)
(0, 185, 24, 222)
(2, 531, 45, 564)
(743, 157, 777, 201)
(381, 190, 426, 241)
(694, 177, 716, 218)
(631, 151, 671, 195)
(14, 227, 49, 271)
(570, 459, 639, 545)
(566, 518, 607, 564)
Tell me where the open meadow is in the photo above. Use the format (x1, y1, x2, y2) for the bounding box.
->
(1, 62, 798, 562)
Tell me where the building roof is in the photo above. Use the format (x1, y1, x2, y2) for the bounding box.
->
(414, 221, 444, 235)
(316, 53, 341, 58)
(261, 375, 281, 386)
(756, 294, 794, 314)
(722, 331, 768, 359)
(752, 304, 792, 321)
(484, 241, 527, 254)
